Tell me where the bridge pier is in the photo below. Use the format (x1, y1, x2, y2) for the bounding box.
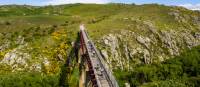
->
(79, 56, 85, 87)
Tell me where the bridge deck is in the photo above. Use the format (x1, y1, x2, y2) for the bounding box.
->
(80, 28, 119, 87)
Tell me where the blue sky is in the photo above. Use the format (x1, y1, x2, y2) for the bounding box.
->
(112, 0, 200, 5)
(0, 0, 200, 10)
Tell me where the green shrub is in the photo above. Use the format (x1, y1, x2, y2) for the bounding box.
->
(0, 72, 59, 87)
(114, 45, 200, 87)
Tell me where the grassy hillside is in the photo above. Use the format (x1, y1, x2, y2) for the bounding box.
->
(0, 3, 199, 87)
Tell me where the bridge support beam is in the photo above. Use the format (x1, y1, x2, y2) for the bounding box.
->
(79, 54, 97, 87)
(79, 54, 90, 87)
(79, 55, 86, 87)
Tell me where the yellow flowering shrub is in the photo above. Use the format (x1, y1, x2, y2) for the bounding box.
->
(51, 29, 67, 40)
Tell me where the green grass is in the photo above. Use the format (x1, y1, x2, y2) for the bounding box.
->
(0, 4, 199, 34)
(0, 15, 70, 32)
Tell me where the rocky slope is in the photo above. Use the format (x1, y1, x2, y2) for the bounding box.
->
(98, 20, 200, 70)
(86, 7, 200, 71)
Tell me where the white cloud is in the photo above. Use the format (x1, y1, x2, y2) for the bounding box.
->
(179, 4, 200, 10)
(44, 0, 110, 5)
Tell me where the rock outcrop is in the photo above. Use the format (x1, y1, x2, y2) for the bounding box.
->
(1, 44, 31, 72)
(0, 44, 51, 72)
